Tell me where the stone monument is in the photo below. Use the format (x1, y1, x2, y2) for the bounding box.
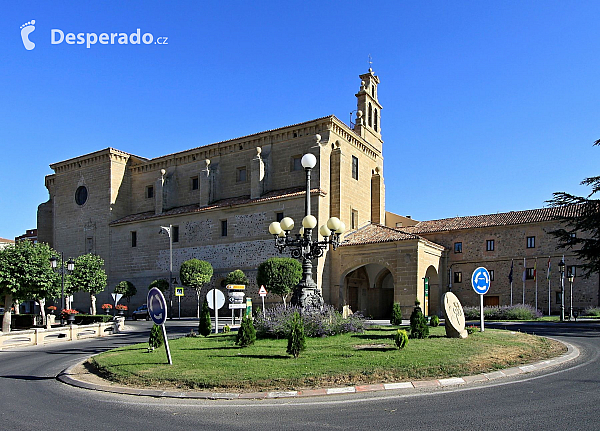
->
(442, 292, 468, 338)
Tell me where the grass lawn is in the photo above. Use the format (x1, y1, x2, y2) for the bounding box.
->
(90, 326, 565, 392)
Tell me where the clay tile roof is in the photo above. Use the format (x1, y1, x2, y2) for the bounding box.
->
(341, 223, 422, 246)
(403, 204, 583, 234)
(0, 238, 15, 243)
(110, 187, 326, 225)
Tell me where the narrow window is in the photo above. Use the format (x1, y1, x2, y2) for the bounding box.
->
(352, 156, 359, 180)
(131, 231, 137, 248)
(486, 239, 495, 251)
(489, 270, 495, 281)
(368, 102, 373, 127)
(191, 176, 199, 190)
(236, 167, 247, 183)
(569, 232, 577, 244)
(454, 242, 462, 253)
(86, 237, 94, 253)
(291, 155, 302, 171)
(567, 266, 576, 278)
(172, 226, 179, 243)
(527, 236, 535, 248)
(556, 291, 562, 304)
(351, 209, 359, 230)
(276, 212, 284, 222)
(146, 185, 154, 199)
(454, 272, 462, 283)
(374, 108, 378, 132)
(221, 220, 228, 237)
(526, 268, 535, 280)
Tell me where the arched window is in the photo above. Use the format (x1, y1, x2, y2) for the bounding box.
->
(374, 108, 378, 132)
(368, 102, 373, 127)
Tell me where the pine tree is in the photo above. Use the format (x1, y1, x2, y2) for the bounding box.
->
(409, 300, 429, 339)
(236, 316, 256, 347)
(149, 324, 164, 350)
(198, 299, 212, 337)
(286, 311, 306, 358)
(390, 302, 402, 325)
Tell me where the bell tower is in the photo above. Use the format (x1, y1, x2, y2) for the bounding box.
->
(353, 68, 383, 151)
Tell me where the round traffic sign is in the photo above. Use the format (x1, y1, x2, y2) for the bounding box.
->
(471, 267, 491, 295)
(147, 287, 167, 325)
(206, 289, 225, 310)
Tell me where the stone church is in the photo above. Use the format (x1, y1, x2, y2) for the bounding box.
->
(37, 69, 598, 318)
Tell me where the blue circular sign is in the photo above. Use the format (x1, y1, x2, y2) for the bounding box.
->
(147, 287, 167, 325)
(471, 267, 491, 295)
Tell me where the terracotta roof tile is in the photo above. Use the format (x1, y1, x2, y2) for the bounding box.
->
(403, 204, 583, 234)
(341, 223, 422, 246)
(110, 187, 326, 225)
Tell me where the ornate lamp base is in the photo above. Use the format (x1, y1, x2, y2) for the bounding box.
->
(291, 287, 324, 309)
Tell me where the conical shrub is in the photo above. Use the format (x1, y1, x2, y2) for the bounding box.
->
(286, 311, 306, 358)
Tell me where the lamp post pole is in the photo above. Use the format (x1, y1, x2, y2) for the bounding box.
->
(160, 225, 174, 319)
(50, 254, 74, 325)
(568, 273, 574, 321)
(558, 259, 565, 322)
(268, 147, 346, 309)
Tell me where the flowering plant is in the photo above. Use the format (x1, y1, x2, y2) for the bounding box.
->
(115, 304, 128, 311)
(62, 309, 79, 315)
(101, 303, 113, 310)
(47, 306, 57, 311)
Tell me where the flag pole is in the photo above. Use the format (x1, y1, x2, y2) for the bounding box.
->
(510, 259, 514, 306)
(522, 257, 526, 305)
(535, 257, 538, 312)
(547, 256, 551, 316)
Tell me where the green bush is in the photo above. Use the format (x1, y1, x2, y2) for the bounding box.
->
(286, 311, 306, 358)
(466, 325, 477, 335)
(223, 324, 231, 333)
(74, 314, 113, 325)
(149, 324, 164, 349)
(236, 316, 256, 347)
(393, 329, 409, 349)
(584, 307, 600, 317)
(390, 303, 402, 326)
(409, 304, 429, 339)
(505, 306, 538, 320)
(429, 315, 440, 327)
(198, 300, 212, 337)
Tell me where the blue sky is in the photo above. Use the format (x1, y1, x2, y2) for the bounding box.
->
(2, 1, 599, 240)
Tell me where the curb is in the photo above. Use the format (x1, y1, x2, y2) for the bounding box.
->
(56, 338, 579, 400)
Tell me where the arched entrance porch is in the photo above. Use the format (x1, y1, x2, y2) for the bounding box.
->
(424, 265, 440, 316)
(342, 264, 394, 319)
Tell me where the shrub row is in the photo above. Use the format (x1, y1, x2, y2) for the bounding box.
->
(463, 304, 542, 321)
(253, 304, 365, 338)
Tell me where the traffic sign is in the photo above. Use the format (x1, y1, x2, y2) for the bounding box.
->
(175, 287, 184, 297)
(226, 284, 246, 290)
(147, 287, 167, 325)
(229, 303, 246, 309)
(111, 293, 123, 304)
(258, 285, 268, 297)
(206, 289, 225, 310)
(471, 267, 491, 295)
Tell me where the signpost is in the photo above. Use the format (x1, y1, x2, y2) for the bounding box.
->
(258, 285, 267, 318)
(174, 287, 184, 319)
(147, 287, 172, 365)
(206, 289, 225, 334)
(471, 267, 491, 332)
(227, 284, 245, 324)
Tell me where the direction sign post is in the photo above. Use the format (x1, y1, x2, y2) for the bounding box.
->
(174, 287, 184, 319)
(258, 285, 267, 318)
(147, 287, 172, 365)
(227, 284, 245, 325)
(207, 289, 225, 334)
(471, 267, 491, 332)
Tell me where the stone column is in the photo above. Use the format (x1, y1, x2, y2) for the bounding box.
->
(329, 141, 342, 219)
(199, 159, 211, 207)
(251, 147, 265, 199)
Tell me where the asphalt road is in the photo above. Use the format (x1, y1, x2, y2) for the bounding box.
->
(0, 320, 598, 431)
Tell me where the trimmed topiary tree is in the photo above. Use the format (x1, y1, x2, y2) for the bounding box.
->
(256, 257, 302, 307)
(236, 316, 257, 347)
(409, 300, 429, 339)
(180, 258, 213, 318)
(114, 280, 137, 307)
(394, 329, 409, 349)
(286, 311, 306, 358)
(390, 302, 402, 325)
(149, 324, 164, 350)
(149, 278, 169, 292)
(430, 315, 440, 327)
(198, 299, 212, 337)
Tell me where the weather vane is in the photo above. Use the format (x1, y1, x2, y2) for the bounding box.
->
(368, 54, 373, 70)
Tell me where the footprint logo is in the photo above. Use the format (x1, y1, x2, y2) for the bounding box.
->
(20, 20, 36, 51)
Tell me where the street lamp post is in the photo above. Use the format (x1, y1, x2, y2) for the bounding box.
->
(160, 225, 174, 318)
(568, 273, 574, 321)
(268, 151, 346, 309)
(558, 259, 565, 322)
(49, 253, 75, 325)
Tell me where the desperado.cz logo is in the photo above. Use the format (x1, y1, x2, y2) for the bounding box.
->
(20, 19, 168, 50)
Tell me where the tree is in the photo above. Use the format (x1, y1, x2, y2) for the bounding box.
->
(149, 324, 164, 349)
(149, 279, 169, 292)
(180, 259, 213, 318)
(286, 311, 306, 358)
(69, 254, 107, 315)
(236, 316, 256, 347)
(224, 269, 248, 286)
(114, 280, 137, 306)
(256, 257, 302, 307)
(548, 141, 600, 277)
(198, 299, 212, 336)
(390, 302, 402, 325)
(0, 241, 59, 332)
